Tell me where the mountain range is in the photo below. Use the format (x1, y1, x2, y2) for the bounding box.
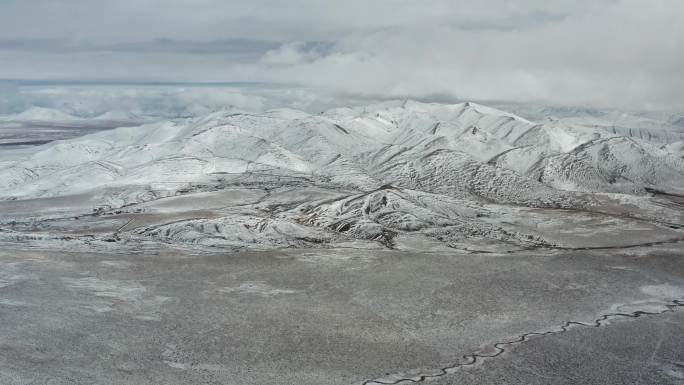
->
(1, 101, 683, 252)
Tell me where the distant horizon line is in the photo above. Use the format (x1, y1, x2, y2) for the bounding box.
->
(1, 78, 680, 114)
(0, 78, 286, 87)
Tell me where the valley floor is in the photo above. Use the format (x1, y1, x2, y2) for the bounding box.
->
(1, 245, 683, 385)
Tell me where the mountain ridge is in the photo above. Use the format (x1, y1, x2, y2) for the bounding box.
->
(2, 100, 684, 252)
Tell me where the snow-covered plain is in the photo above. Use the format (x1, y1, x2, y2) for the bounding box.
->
(1, 100, 683, 252)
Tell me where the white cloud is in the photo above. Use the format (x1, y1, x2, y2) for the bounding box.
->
(0, 0, 682, 110)
(250, 0, 684, 110)
(261, 42, 315, 66)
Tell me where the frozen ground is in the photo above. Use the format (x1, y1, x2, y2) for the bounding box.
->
(1, 246, 683, 385)
(1, 101, 683, 384)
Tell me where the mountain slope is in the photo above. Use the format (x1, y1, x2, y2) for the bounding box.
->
(1, 101, 683, 251)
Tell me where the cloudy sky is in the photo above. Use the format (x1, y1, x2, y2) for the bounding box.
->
(1, 0, 682, 110)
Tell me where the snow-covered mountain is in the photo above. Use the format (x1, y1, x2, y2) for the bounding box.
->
(1, 107, 83, 123)
(93, 110, 144, 122)
(1, 107, 149, 124)
(1, 101, 683, 252)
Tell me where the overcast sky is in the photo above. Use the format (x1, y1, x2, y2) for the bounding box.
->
(0, 0, 682, 110)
